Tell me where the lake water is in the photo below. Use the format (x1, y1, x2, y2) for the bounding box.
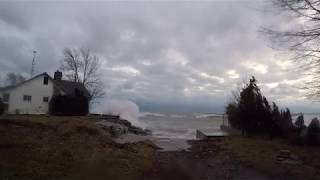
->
(139, 112, 224, 140)
(139, 112, 320, 140)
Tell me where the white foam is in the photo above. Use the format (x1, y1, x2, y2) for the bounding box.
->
(169, 114, 185, 118)
(152, 128, 196, 140)
(140, 112, 166, 117)
(195, 113, 222, 119)
(96, 99, 145, 128)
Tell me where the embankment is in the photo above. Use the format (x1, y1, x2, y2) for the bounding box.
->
(0, 115, 154, 180)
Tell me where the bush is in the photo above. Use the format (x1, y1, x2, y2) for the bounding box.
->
(49, 93, 89, 116)
(0, 98, 4, 115)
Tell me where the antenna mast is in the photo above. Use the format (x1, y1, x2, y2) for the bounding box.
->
(31, 50, 37, 78)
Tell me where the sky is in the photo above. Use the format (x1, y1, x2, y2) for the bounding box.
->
(0, 0, 319, 113)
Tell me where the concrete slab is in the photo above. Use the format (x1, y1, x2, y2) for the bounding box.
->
(196, 129, 229, 139)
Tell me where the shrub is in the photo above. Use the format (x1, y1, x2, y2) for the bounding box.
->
(49, 93, 89, 116)
(0, 98, 4, 115)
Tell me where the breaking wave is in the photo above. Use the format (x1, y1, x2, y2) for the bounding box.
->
(139, 112, 166, 117)
(96, 99, 145, 128)
(195, 113, 223, 119)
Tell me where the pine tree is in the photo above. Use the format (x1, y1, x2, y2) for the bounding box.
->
(226, 76, 293, 137)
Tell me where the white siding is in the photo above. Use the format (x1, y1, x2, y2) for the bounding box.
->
(5, 75, 54, 114)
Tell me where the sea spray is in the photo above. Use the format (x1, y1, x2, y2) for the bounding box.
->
(96, 99, 145, 128)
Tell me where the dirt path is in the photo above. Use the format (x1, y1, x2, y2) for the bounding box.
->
(143, 138, 269, 180)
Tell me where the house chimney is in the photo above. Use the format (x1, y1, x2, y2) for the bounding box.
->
(54, 71, 62, 80)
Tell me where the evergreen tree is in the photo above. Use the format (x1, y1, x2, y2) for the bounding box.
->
(226, 76, 294, 137)
(307, 118, 320, 145)
(294, 113, 305, 131)
(0, 98, 4, 115)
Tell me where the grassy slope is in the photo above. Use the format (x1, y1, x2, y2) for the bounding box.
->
(0, 116, 154, 180)
(226, 136, 320, 179)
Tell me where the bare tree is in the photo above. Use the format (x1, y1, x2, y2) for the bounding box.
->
(263, 0, 320, 99)
(61, 48, 105, 102)
(5, 73, 26, 86)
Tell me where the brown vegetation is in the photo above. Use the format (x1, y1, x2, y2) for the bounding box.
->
(226, 136, 320, 180)
(0, 115, 154, 180)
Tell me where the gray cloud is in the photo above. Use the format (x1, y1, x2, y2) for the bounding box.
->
(0, 1, 319, 113)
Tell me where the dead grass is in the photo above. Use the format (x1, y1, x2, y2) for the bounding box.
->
(0, 115, 154, 180)
(226, 135, 320, 179)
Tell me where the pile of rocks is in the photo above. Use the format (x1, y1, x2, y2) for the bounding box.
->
(275, 150, 301, 165)
(97, 115, 152, 137)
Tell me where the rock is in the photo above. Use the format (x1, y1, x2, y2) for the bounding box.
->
(144, 129, 152, 135)
(279, 150, 290, 158)
(276, 157, 285, 162)
(98, 115, 152, 136)
(275, 149, 301, 165)
(110, 124, 128, 137)
(129, 126, 152, 136)
(282, 159, 301, 165)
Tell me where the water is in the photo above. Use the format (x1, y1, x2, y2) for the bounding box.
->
(139, 112, 320, 140)
(139, 112, 224, 140)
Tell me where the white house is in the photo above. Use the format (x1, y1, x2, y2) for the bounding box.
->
(0, 71, 90, 114)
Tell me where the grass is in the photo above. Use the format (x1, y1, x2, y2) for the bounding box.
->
(226, 135, 320, 179)
(0, 115, 154, 180)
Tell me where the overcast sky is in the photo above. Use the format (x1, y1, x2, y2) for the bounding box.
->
(0, 0, 319, 113)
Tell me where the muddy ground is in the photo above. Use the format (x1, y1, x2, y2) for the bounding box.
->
(143, 138, 269, 180)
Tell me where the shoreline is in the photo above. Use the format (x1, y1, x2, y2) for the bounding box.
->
(1, 115, 320, 180)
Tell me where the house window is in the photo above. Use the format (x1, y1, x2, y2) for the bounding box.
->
(3, 93, 10, 102)
(43, 97, 49, 102)
(43, 76, 49, 85)
(23, 95, 32, 102)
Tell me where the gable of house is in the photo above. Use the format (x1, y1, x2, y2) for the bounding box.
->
(0, 72, 91, 114)
(0, 73, 54, 114)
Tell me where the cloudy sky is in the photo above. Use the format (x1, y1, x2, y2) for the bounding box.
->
(0, 0, 319, 113)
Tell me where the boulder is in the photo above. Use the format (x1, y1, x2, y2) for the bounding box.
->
(129, 126, 152, 136)
(275, 149, 301, 165)
(110, 124, 128, 137)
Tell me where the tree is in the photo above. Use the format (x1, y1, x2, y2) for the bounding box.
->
(0, 98, 4, 115)
(5, 73, 26, 86)
(226, 102, 240, 129)
(61, 48, 105, 102)
(226, 76, 293, 137)
(226, 77, 272, 135)
(279, 108, 294, 135)
(294, 113, 305, 129)
(264, 0, 320, 98)
(271, 102, 282, 137)
(307, 118, 320, 145)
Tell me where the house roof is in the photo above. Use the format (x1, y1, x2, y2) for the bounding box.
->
(54, 80, 90, 98)
(0, 73, 48, 91)
(0, 72, 91, 99)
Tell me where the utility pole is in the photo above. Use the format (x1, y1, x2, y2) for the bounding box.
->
(31, 50, 37, 78)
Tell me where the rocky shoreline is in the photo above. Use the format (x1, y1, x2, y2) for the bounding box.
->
(94, 114, 152, 137)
